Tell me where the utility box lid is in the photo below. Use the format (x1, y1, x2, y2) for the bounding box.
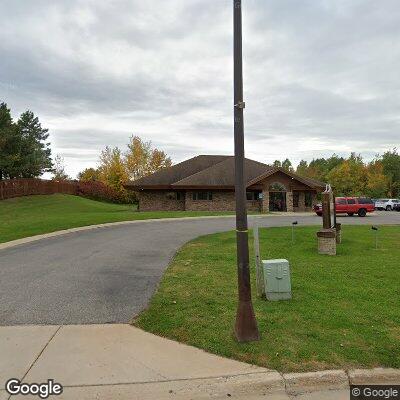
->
(264, 259, 289, 265)
(262, 259, 292, 301)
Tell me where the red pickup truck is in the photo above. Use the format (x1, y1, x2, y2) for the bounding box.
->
(314, 197, 375, 217)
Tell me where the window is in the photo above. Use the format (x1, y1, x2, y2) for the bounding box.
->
(176, 192, 184, 201)
(166, 192, 184, 200)
(246, 191, 260, 201)
(166, 192, 176, 200)
(305, 192, 313, 207)
(347, 198, 356, 204)
(269, 182, 287, 191)
(358, 198, 373, 204)
(336, 198, 347, 205)
(293, 192, 299, 208)
(192, 191, 212, 201)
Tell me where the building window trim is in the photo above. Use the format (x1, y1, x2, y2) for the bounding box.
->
(192, 191, 213, 201)
(246, 191, 261, 201)
(166, 192, 185, 201)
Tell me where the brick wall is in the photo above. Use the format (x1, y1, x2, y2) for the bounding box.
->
(247, 200, 261, 212)
(138, 191, 185, 211)
(137, 190, 262, 212)
(185, 191, 260, 212)
(317, 236, 337, 255)
(261, 189, 269, 213)
(137, 189, 318, 213)
(317, 229, 337, 255)
(286, 191, 294, 212)
(185, 191, 235, 211)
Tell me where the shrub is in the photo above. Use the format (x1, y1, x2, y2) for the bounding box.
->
(77, 181, 136, 204)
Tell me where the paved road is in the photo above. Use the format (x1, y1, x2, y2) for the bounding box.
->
(1, 212, 399, 326)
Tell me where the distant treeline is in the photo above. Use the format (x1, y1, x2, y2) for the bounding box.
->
(273, 151, 400, 198)
(0, 102, 172, 204)
(2, 101, 399, 200)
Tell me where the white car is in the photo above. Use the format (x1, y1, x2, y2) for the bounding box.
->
(374, 198, 400, 211)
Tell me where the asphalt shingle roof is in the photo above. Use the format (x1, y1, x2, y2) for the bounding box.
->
(125, 155, 326, 189)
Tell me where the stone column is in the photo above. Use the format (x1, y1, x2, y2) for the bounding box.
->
(286, 191, 294, 212)
(298, 192, 306, 212)
(261, 189, 269, 213)
(184, 191, 191, 211)
(317, 229, 337, 255)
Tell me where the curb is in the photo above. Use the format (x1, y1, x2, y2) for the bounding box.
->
(50, 369, 400, 399)
(283, 370, 349, 395)
(59, 372, 286, 400)
(0, 215, 238, 251)
(281, 368, 400, 396)
(349, 368, 400, 385)
(0, 212, 320, 251)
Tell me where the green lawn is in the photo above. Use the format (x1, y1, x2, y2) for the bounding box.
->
(0, 194, 238, 244)
(135, 225, 400, 372)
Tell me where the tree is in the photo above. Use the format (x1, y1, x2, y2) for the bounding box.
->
(125, 135, 172, 180)
(273, 160, 282, 168)
(17, 110, 52, 178)
(98, 146, 129, 194)
(125, 136, 152, 180)
(0, 102, 21, 179)
(78, 167, 100, 182)
(148, 148, 172, 173)
(305, 154, 345, 182)
(281, 158, 293, 172)
(381, 148, 400, 197)
(296, 160, 308, 176)
(78, 136, 172, 204)
(365, 160, 389, 198)
(327, 155, 367, 196)
(52, 155, 70, 181)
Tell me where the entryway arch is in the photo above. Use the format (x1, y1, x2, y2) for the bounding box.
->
(268, 182, 287, 211)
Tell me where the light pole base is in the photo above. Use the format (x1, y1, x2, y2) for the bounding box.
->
(234, 300, 260, 342)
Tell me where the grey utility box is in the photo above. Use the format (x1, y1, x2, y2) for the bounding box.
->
(263, 259, 292, 301)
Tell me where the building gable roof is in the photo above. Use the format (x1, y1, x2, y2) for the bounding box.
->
(127, 155, 229, 187)
(125, 155, 326, 190)
(173, 157, 273, 187)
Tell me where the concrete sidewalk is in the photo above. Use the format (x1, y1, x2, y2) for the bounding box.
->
(0, 324, 395, 399)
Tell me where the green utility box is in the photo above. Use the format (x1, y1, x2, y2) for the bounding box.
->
(263, 259, 292, 301)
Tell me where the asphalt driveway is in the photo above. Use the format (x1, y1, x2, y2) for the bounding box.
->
(1, 212, 399, 325)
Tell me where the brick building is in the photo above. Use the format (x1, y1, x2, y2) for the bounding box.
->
(125, 155, 325, 212)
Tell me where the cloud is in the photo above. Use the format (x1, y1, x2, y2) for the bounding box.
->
(1, 0, 399, 177)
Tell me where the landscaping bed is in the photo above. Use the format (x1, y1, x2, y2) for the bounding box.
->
(135, 225, 400, 372)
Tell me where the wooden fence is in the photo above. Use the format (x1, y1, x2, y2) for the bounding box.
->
(0, 179, 79, 201)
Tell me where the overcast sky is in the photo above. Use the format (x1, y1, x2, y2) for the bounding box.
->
(1, 0, 400, 178)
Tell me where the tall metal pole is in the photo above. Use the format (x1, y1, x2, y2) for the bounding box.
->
(233, 0, 260, 342)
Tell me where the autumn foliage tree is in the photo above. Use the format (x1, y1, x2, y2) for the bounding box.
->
(77, 167, 100, 182)
(295, 150, 399, 197)
(125, 136, 171, 180)
(326, 154, 368, 196)
(381, 148, 400, 197)
(77, 136, 172, 203)
(98, 146, 129, 195)
(365, 160, 389, 198)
